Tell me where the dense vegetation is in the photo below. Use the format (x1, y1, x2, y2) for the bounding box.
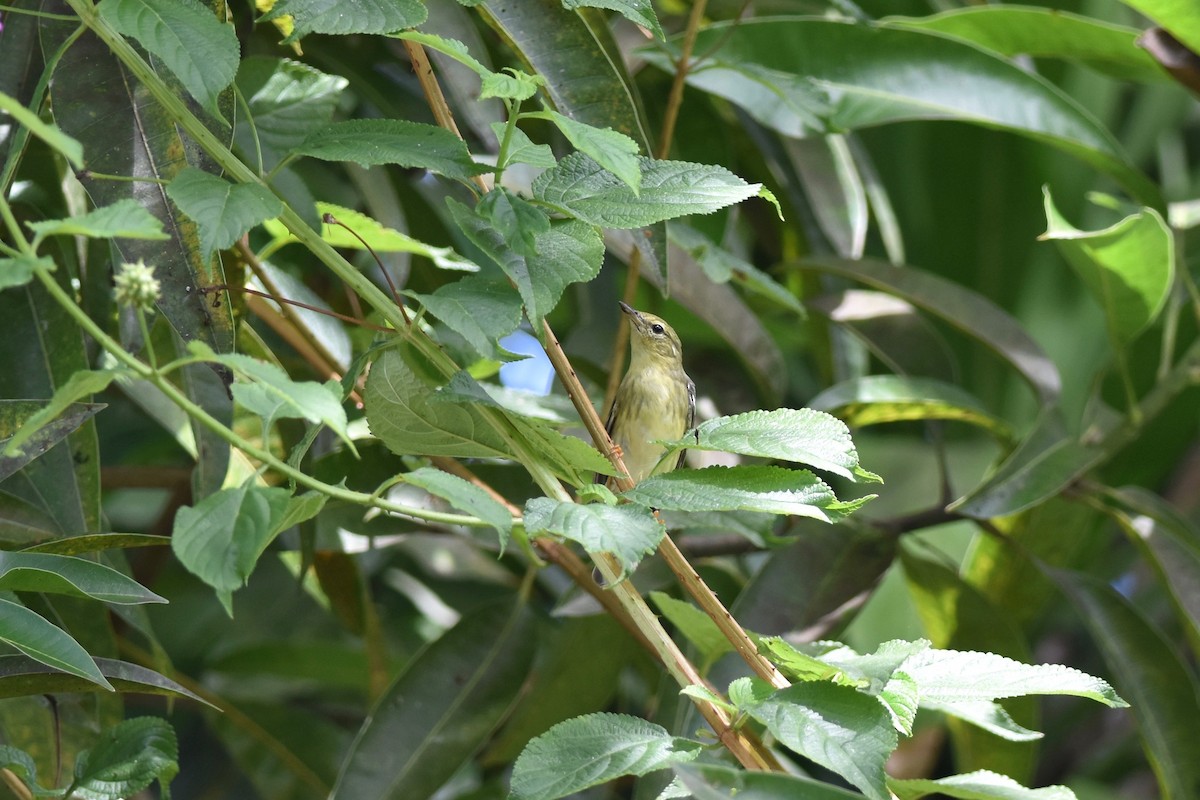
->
(0, 0, 1198, 798)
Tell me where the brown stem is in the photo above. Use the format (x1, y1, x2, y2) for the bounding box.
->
(601, 247, 642, 421)
(323, 213, 408, 321)
(657, 0, 708, 158)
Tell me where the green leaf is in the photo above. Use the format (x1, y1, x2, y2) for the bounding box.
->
(0, 655, 206, 706)
(808, 375, 1010, 440)
(446, 199, 603, 331)
(734, 678, 896, 800)
(0, 255, 51, 291)
(539, 110, 642, 193)
(950, 408, 1100, 520)
(509, 712, 701, 800)
(903, 648, 1127, 709)
(493, 124, 557, 168)
(1040, 188, 1173, 344)
(560, 0, 661, 39)
(671, 224, 805, 316)
(393, 31, 546, 101)
(292, 119, 483, 182)
(0, 400, 103, 483)
(478, 188, 552, 255)
(0, 552, 165, 605)
(624, 466, 871, 522)
(0, 746, 47, 797)
(98, 0, 239, 124)
(1117, 0, 1200, 54)
(674, 762, 868, 799)
(797, 258, 1062, 405)
(757, 637, 861, 686)
(0, 597, 113, 690)
(25, 199, 169, 249)
(1105, 486, 1200, 648)
(20, 533, 171, 555)
(73, 717, 178, 800)
(235, 56, 348, 167)
(331, 601, 535, 800)
(364, 349, 515, 460)
(523, 497, 664, 581)
(646, 18, 1160, 208)
(414, 275, 523, 360)
(0, 89, 84, 169)
(263, 202, 479, 269)
(533, 153, 762, 228)
(171, 481, 292, 616)
(890, 770, 1077, 800)
(263, 0, 427, 43)
(1049, 567, 1200, 799)
(402, 467, 514, 550)
(479, 0, 666, 282)
(649, 591, 732, 665)
(666, 408, 881, 483)
(166, 168, 282, 260)
(2, 369, 119, 457)
(189, 341, 354, 451)
(885, 7, 1167, 83)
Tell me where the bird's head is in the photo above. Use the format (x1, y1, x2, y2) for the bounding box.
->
(620, 301, 683, 366)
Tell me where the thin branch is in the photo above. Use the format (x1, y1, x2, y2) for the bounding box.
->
(657, 0, 708, 158)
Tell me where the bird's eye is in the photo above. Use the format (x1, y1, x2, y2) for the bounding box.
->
(651, 323, 665, 335)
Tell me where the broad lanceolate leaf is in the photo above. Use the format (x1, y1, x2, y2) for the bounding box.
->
(0, 552, 164, 605)
(446, 199, 602, 332)
(623, 466, 872, 523)
(189, 341, 354, 451)
(292, 119, 483, 183)
(166, 168, 282, 259)
(674, 763, 869, 799)
(808, 375, 1010, 440)
(2, 369, 119, 457)
(0, 597, 112, 690)
(402, 467, 514, 550)
(890, 769, 1077, 800)
(523, 498, 663, 581)
(73, 717, 178, 800)
(509, 713, 701, 800)
(25, 199, 169, 248)
(1105, 486, 1200, 649)
(1040, 189, 1173, 344)
(1049, 567, 1200, 799)
(331, 601, 534, 800)
(733, 678, 897, 800)
(647, 18, 1159, 207)
(560, 0, 662, 39)
(797, 258, 1063, 404)
(0, 400, 103, 483)
(885, 7, 1167, 83)
(98, 0, 239, 123)
(0, 655, 211, 705)
(532, 153, 764, 229)
(171, 481, 292, 615)
(666, 408, 881, 483)
(263, 0, 427, 43)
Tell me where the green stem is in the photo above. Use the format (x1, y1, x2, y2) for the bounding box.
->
(136, 308, 157, 371)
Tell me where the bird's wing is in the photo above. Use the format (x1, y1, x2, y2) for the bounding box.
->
(675, 377, 696, 471)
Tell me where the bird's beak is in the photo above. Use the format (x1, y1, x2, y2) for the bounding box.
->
(618, 301, 642, 324)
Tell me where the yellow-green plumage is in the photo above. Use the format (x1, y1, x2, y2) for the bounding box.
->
(605, 302, 695, 485)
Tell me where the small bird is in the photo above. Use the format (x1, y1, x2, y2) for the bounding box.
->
(605, 301, 695, 486)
